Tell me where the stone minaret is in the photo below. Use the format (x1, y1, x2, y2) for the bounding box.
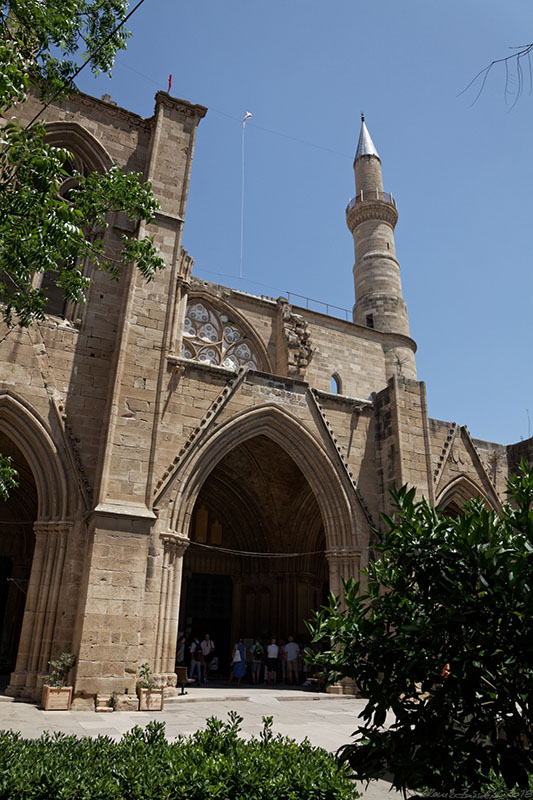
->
(346, 115, 416, 380)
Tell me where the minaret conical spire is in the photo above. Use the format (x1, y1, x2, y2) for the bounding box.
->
(355, 113, 379, 160)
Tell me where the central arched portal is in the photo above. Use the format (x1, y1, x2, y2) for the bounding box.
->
(179, 434, 328, 669)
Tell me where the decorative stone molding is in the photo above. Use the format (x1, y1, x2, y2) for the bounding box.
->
(0, 390, 72, 520)
(71, 89, 150, 129)
(309, 388, 374, 527)
(182, 299, 260, 371)
(346, 198, 398, 231)
(7, 522, 72, 699)
(153, 534, 190, 674)
(276, 298, 313, 378)
(357, 250, 401, 267)
(459, 427, 502, 511)
(54, 399, 93, 509)
(44, 121, 113, 174)
(433, 424, 501, 511)
(177, 250, 194, 287)
(154, 366, 249, 501)
(325, 547, 361, 597)
(154, 91, 208, 120)
(160, 533, 190, 556)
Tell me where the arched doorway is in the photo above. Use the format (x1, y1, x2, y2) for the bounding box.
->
(179, 435, 328, 671)
(0, 433, 37, 686)
(437, 475, 497, 518)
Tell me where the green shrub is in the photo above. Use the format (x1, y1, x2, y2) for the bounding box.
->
(42, 653, 76, 688)
(0, 713, 360, 800)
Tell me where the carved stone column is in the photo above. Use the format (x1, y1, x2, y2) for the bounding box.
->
(154, 534, 189, 679)
(325, 547, 361, 599)
(325, 549, 342, 599)
(6, 523, 71, 699)
(325, 547, 361, 696)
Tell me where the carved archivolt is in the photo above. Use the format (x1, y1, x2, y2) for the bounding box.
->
(182, 300, 259, 371)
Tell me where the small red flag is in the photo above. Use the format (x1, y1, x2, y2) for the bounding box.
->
(168, 74, 172, 93)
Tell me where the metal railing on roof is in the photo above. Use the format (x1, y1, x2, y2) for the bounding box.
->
(346, 189, 396, 212)
(285, 292, 351, 322)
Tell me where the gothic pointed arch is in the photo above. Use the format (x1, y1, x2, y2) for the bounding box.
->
(0, 391, 73, 520)
(157, 403, 363, 552)
(44, 121, 113, 175)
(39, 122, 115, 318)
(436, 474, 497, 517)
(181, 291, 272, 373)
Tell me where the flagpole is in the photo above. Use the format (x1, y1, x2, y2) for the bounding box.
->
(240, 122, 245, 280)
(240, 112, 252, 281)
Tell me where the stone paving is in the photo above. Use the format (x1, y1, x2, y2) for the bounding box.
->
(0, 686, 402, 800)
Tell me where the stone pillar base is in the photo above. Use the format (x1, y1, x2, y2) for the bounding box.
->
(153, 672, 177, 688)
(71, 695, 96, 711)
(116, 693, 140, 711)
(327, 678, 358, 695)
(6, 670, 42, 700)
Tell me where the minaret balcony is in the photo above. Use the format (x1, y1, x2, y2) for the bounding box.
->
(346, 190, 396, 212)
(346, 189, 398, 232)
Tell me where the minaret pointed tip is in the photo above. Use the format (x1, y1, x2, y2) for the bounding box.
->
(355, 115, 379, 160)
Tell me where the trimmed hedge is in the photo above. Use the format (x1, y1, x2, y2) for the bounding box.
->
(0, 712, 360, 800)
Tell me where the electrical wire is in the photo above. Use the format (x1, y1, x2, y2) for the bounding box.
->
(188, 540, 324, 559)
(89, 60, 352, 162)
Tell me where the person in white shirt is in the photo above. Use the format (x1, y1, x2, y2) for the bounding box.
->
(284, 635, 300, 685)
(266, 638, 279, 685)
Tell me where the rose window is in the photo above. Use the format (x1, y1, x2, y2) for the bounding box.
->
(182, 301, 259, 370)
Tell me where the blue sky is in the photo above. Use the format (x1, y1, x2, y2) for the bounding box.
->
(78, 0, 533, 445)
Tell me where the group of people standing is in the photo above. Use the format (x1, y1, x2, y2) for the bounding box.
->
(176, 632, 311, 687)
(176, 633, 216, 685)
(231, 635, 304, 686)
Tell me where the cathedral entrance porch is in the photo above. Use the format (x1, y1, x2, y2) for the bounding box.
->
(179, 435, 328, 674)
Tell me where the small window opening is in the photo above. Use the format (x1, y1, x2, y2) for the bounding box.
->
(366, 314, 374, 329)
(330, 374, 342, 394)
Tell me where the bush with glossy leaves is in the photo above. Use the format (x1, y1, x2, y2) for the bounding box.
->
(0, 714, 360, 800)
(308, 461, 533, 794)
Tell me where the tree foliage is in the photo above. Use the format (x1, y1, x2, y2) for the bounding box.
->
(0, 0, 164, 328)
(0, 453, 17, 500)
(308, 461, 533, 794)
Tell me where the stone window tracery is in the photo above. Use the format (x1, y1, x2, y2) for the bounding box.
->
(38, 133, 102, 321)
(182, 300, 259, 371)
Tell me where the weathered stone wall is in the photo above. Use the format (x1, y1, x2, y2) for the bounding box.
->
(507, 436, 533, 477)
(1, 88, 208, 698)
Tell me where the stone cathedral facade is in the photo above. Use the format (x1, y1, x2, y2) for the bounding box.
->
(0, 89, 528, 705)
